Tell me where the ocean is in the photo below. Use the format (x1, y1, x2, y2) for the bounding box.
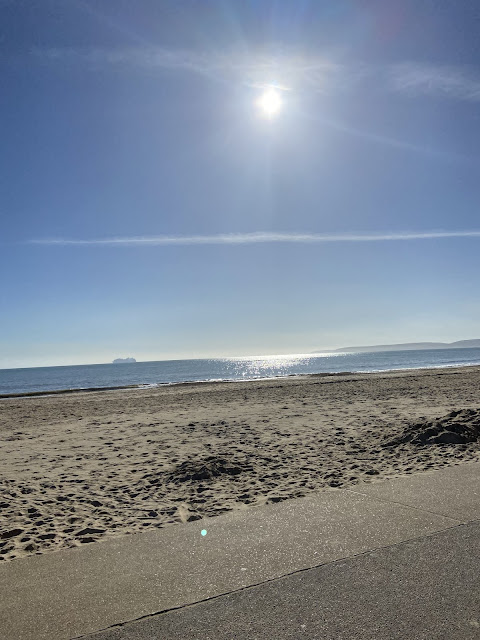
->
(1, 348, 480, 396)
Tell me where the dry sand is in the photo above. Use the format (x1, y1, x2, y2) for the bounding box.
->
(1, 366, 480, 562)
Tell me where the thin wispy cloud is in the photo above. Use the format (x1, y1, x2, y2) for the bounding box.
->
(389, 63, 480, 101)
(30, 230, 480, 247)
(28, 48, 478, 164)
(33, 47, 344, 93)
(32, 46, 480, 102)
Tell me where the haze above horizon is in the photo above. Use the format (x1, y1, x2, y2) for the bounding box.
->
(1, 1, 480, 370)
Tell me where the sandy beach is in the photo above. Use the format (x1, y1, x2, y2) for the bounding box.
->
(1, 365, 479, 563)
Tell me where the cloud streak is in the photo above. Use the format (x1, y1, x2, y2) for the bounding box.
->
(33, 47, 345, 94)
(33, 46, 480, 102)
(388, 63, 480, 101)
(30, 230, 480, 247)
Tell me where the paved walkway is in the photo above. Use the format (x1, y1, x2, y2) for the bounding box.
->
(86, 522, 480, 640)
(0, 462, 479, 640)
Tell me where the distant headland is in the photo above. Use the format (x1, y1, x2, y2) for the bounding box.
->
(112, 357, 136, 364)
(314, 339, 480, 355)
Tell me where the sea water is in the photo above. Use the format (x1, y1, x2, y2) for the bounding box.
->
(1, 348, 480, 396)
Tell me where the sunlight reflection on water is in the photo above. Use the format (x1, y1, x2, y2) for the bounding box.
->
(222, 353, 346, 378)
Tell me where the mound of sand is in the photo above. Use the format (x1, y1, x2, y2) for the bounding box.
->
(166, 456, 254, 483)
(384, 408, 480, 446)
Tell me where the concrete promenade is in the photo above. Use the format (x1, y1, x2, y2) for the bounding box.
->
(0, 462, 479, 639)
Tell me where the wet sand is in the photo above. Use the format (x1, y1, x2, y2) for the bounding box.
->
(1, 366, 479, 562)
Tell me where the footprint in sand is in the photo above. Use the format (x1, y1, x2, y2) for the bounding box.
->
(175, 503, 201, 523)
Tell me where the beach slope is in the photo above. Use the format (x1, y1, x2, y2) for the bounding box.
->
(1, 366, 479, 562)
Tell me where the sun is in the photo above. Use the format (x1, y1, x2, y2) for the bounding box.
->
(256, 88, 282, 118)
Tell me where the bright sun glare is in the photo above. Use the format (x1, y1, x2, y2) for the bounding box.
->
(257, 88, 282, 117)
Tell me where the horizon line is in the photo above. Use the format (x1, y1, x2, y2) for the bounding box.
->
(29, 230, 480, 246)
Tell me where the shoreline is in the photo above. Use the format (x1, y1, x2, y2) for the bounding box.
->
(2, 362, 480, 400)
(1, 364, 479, 563)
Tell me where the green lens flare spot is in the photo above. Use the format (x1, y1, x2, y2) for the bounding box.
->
(201, 529, 207, 536)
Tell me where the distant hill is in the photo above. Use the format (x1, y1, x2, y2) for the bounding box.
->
(314, 339, 480, 354)
(112, 357, 136, 363)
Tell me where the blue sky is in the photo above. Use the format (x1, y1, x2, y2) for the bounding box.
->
(1, 0, 480, 368)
